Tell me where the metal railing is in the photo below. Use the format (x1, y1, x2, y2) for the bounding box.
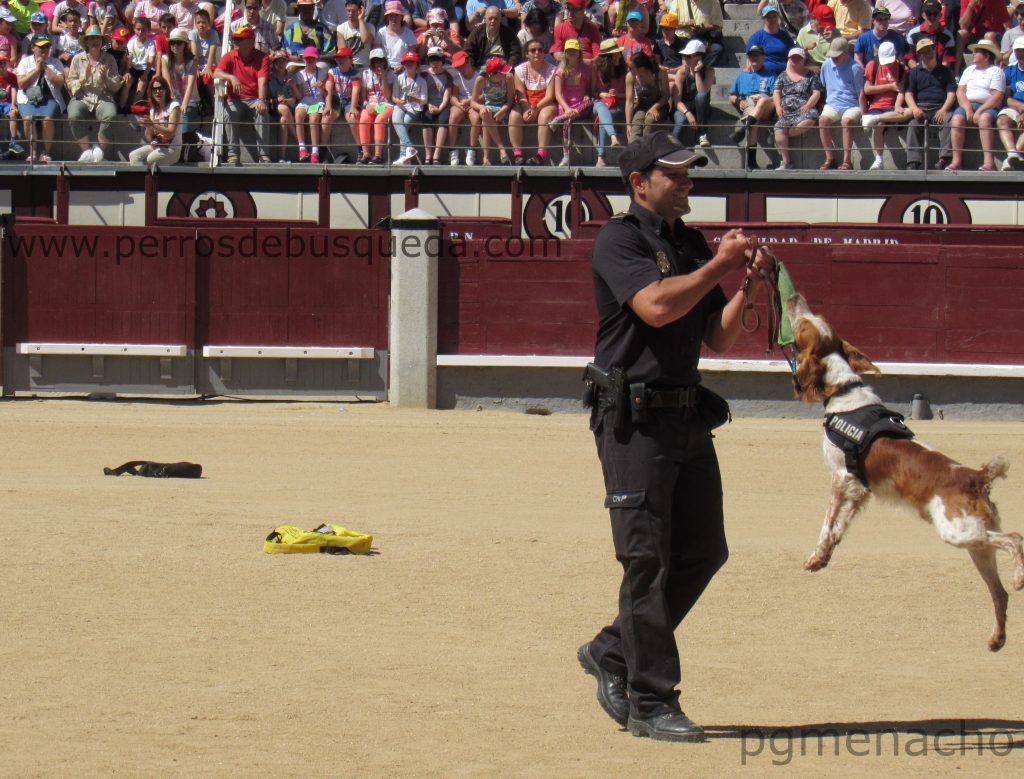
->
(5, 112, 1014, 174)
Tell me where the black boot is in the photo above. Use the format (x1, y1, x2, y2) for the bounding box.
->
(627, 710, 707, 743)
(577, 643, 629, 727)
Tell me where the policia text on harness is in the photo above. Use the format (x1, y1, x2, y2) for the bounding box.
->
(824, 402, 915, 487)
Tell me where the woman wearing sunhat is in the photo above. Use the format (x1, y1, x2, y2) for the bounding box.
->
(593, 37, 627, 166)
(162, 27, 200, 159)
(66, 25, 125, 161)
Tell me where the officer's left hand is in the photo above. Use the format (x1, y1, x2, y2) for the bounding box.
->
(743, 244, 772, 292)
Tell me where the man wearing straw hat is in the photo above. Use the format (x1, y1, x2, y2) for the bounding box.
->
(66, 26, 125, 161)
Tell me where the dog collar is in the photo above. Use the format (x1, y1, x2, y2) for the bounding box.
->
(823, 381, 865, 409)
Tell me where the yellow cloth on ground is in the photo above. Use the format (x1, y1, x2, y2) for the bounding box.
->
(264, 524, 374, 554)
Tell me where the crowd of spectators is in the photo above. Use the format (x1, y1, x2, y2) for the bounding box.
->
(733, 1, 1024, 170)
(0, 0, 1020, 169)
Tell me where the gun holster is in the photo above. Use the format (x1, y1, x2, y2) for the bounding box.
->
(583, 363, 630, 430)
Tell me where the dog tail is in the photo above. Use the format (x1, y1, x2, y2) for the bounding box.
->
(981, 455, 1010, 485)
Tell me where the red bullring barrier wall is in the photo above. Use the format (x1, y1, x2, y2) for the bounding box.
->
(438, 233, 1024, 364)
(3, 222, 1023, 392)
(2, 225, 390, 354)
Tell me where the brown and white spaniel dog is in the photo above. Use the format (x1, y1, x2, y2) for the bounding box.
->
(786, 292, 1024, 652)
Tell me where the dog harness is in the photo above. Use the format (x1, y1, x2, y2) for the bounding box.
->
(824, 405, 915, 488)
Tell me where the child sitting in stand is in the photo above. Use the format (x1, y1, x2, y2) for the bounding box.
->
(125, 15, 156, 109)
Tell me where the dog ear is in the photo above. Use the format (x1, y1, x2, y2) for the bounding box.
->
(842, 340, 880, 376)
(794, 351, 825, 402)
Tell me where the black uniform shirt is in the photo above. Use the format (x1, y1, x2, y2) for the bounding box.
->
(592, 200, 728, 387)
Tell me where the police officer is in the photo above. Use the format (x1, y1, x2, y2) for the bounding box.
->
(577, 131, 765, 743)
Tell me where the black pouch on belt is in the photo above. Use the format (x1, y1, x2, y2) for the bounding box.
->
(695, 385, 732, 430)
(629, 382, 647, 425)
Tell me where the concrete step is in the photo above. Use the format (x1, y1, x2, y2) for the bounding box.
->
(723, 2, 766, 21)
(722, 19, 765, 39)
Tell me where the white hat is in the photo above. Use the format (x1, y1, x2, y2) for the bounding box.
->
(681, 38, 706, 56)
(426, 45, 444, 58)
(1013, 37, 1024, 51)
(877, 41, 896, 65)
(787, 46, 807, 60)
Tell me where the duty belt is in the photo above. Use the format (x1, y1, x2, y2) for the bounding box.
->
(645, 387, 698, 409)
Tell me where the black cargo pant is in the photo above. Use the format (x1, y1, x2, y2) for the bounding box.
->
(588, 404, 728, 718)
(905, 104, 953, 167)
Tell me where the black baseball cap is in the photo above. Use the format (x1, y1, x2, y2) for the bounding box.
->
(619, 132, 708, 180)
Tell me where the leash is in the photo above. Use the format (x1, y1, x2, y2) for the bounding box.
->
(740, 237, 800, 387)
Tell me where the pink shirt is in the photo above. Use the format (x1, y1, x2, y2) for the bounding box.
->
(557, 62, 592, 108)
(133, 0, 169, 23)
(169, 2, 196, 30)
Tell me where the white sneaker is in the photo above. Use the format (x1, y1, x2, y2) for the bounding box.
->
(78, 148, 95, 162)
(862, 114, 882, 129)
(465, 149, 475, 166)
(91, 146, 105, 163)
(1002, 157, 1015, 171)
(449, 150, 459, 166)
(558, 155, 570, 167)
(698, 134, 711, 148)
(396, 146, 417, 165)
(869, 157, 884, 170)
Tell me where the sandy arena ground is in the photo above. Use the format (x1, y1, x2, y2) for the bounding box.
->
(2, 399, 1023, 777)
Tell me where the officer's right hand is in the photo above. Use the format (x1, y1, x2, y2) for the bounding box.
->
(716, 228, 750, 271)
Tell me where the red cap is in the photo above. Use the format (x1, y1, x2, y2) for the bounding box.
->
(401, 51, 419, 64)
(567, 0, 588, 8)
(451, 50, 468, 67)
(231, 25, 256, 39)
(111, 26, 130, 42)
(484, 56, 504, 74)
(335, 47, 353, 58)
(812, 5, 836, 27)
